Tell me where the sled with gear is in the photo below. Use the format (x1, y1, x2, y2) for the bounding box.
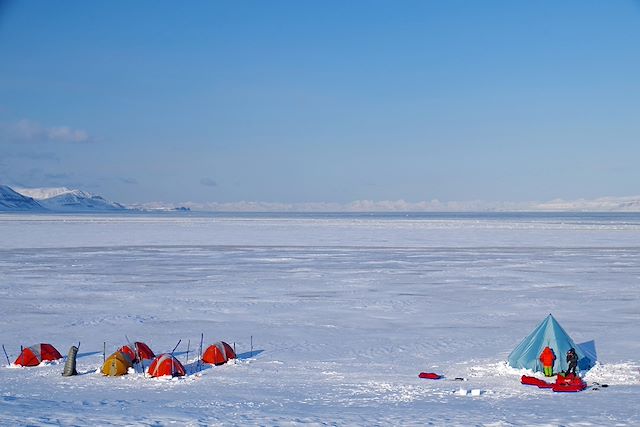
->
(520, 375, 553, 389)
(552, 373, 587, 392)
(419, 372, 442, 380)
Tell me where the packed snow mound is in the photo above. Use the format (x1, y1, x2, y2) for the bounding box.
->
(0, 185, 45, 211)
(16, 187, 126, 211)
(584, 362, 640, 385)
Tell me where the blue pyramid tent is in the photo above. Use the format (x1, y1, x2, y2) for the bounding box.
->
(508, 314, 596, 373)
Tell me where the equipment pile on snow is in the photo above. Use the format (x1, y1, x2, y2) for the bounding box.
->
(520, 375, 554, 389)
(552, 373, 587, 392)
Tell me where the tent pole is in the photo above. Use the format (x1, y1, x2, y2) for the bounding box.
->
(125, 335, 142, 373)
(170, 339, 181, 355)
(170, 339, 181, 377)
(185, 339, 190, 370)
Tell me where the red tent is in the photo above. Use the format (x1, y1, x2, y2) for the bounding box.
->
(202, 341, 236, 365)
(118, 342, 155, 363)
(14, 343, 62, 367)
(147, 353, 186, 378)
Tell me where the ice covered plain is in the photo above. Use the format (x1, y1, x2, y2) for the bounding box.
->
(0, 212, 639, 426)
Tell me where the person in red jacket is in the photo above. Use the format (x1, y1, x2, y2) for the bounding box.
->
(539, 346, 556, 377)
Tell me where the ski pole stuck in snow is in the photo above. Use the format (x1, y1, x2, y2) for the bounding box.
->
(197, 333, 204, 373)
(2, 344, 10, 365)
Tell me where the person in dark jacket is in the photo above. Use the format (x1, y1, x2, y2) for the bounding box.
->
(566, 348, 579, 376)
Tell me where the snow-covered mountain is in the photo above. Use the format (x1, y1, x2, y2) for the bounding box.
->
(0, 185, 46, 211)
(16, 187, 126, 211)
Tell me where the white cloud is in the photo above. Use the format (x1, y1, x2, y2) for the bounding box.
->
(46, 125, 90, 143)
(3, 119, 92, 143)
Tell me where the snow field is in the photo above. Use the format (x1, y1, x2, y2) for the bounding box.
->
(0, 213, 639, 425)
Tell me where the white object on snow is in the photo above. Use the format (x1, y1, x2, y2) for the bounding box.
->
(455, 388, 468, 396)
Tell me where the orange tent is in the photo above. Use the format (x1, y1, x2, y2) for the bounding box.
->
(147, 353, 186, 378)
(118, 342, 155, 363)
(202, 341, 236, 365)
(14, 343, 62, 366)
(101, 351, 133, 376)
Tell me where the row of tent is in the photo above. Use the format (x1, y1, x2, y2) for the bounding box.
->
(14, 315, 596, 380)
(13, 340, 237, 378)
(101, 341, 236, 377)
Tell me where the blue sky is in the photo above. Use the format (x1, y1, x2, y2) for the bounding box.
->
(1, 0, 639, 204)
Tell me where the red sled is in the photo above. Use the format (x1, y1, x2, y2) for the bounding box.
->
(552, 383, 586, 392)
(419, 372, 442, 380)
(520, 375, 553, 389)
(552, 374, 587, 392)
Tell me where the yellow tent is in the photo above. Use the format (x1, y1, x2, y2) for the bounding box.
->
(101, 351, 133, 376)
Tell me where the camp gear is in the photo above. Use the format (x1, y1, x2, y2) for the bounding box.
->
(62, 345, 79, 376)
(419, 372, 442, 379)
(553, 373, 587, 392)
(520, 375, 554, 389)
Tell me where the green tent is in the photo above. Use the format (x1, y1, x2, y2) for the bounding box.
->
(508, 314, 596, 373)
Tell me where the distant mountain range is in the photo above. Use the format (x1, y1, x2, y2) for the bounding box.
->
(2, 183, 640, 213)
(0, 185, 46, 211)
(0, 185, 126, 212)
